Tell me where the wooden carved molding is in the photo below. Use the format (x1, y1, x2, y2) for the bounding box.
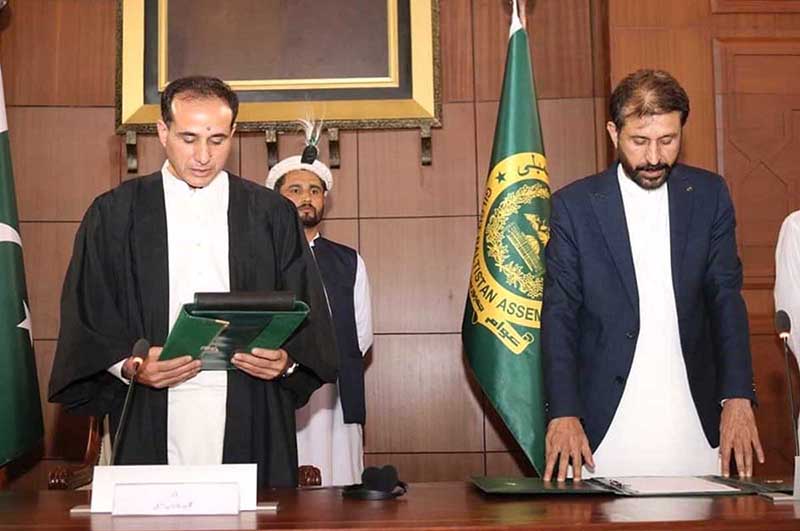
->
(711, 0, 800, 13)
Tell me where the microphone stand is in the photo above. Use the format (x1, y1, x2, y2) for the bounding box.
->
(764, 330, 800, 502)
(110, 359, 142, 466)
(110, 339, 149, 466)
(781, 333, 800, 459)
(781, 333, 800, 500)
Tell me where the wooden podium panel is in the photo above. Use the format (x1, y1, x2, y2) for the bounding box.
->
(1, 482, 799, 531)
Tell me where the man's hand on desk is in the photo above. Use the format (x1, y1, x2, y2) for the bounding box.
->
(544, 416, 595, 482)
(232, 347, 292, 380)
(123, 347, 201, 388)
(720, 398, 764, 478)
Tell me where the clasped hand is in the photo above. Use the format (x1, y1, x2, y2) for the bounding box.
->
(122, 346, 292, 388)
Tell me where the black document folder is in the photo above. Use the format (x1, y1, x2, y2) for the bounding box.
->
(159, 291, 309, 370)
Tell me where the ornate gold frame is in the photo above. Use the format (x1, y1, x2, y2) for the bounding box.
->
(115, 0, 441, 133)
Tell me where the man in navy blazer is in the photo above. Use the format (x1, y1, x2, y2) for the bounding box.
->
(541, 70, 763, 481)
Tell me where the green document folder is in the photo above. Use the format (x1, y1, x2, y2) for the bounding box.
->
(471, 477, 611, 496)
(159, 292, 310, 370)
(471, 475, 760, 497)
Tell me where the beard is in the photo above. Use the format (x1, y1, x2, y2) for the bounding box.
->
(618, 148, 674, 190)
(298, 204, 323, 228)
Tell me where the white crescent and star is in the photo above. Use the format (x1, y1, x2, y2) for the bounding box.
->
(0, 221, 33, 346)
(0, 222, 21, 246)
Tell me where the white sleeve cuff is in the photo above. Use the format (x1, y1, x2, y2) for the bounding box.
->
(108, 359, 130, 385)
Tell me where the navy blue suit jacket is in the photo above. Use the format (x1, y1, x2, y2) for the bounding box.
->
(541, 163, 755, 450)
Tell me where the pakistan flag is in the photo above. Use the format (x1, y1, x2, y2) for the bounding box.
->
(462, 6, 549, 474)
(0, 67, 43, 467)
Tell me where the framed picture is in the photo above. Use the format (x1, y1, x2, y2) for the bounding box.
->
(116, 0, 441, 132)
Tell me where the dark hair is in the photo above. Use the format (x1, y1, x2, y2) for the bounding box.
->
(609, 69, 690, 130)
(274, 175, 287, 192)
(160, 76, 239, 127)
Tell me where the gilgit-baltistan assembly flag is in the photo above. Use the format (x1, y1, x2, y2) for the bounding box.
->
(462, 2, 550, 474)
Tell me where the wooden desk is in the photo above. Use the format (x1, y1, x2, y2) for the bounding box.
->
(1, 481, 799, 530)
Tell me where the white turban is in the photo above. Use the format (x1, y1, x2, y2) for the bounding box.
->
(265, 156, 333, 193)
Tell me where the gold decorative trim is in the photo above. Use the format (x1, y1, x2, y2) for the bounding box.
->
(157, 0, 167, 91)
(156, 0, 400, 91)
(117, 0, 441, 133)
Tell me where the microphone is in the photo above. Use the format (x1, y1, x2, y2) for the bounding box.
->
(110, 338, 150, 465)
(777, 310, 791, 340)
(776, 310, 799, 457)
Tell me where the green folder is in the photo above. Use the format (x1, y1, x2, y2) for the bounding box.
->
(471, 475, 760, 497)
(159, 293, 310, 370)
(471, 476, 611, 496)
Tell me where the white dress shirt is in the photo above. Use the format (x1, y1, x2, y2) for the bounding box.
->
(161, 162, 230, 466)
(586, 166, 719, 477)
(295, 233, 373, 486)
(106, 164, 231, 466)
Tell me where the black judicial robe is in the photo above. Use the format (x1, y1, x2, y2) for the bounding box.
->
(48, 171, 338, 487)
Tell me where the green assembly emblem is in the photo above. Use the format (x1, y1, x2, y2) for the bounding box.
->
(468, 152, 550, 354)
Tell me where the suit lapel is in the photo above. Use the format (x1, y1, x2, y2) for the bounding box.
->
(667, 165, 694, 308)
(589, 165, 639, 311)
(132, 172, 170, 343)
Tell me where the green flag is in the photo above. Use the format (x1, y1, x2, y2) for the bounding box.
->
(0, 67, 44, 467)
(462, 6, 549, 474)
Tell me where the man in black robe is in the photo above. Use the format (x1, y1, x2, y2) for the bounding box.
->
(48, 76, 337, 488)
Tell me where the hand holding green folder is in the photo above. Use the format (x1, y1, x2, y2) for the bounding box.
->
(159, 291, 309, 370)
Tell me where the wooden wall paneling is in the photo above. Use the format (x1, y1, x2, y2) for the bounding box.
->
(484, 397, 527, 453)
(594, 97, 612, 171)
(0, 0, 116, 106)
(364, 335, 483, 453)
(590, 0, 610, 97)
(609, 0, 710, 27)
(358, 103, 476, 218)
(775, 14, 800, 32)
(473, 0, 594, 101)
(742, 289, 779, 329)
(711, 0, 800, 14)
(360, 217, 476, 333)
(609, 27, 717, 171)
(34, 341, 89, 460)
(485, 452, 537, 477)
(9, 107, 120, 222)
(122, 133, 242, 183)
(590, 0, 611, 172)
(239, 131, 357, 219)
(317, 219, 359, 251)
(528, 0, 594, 99)
(714, 39, 800, 283)
(474, 101, 496, 213)
(19, 223, 79, 341)
(538, 98, 600, 191)
(713, 13, 782, 37)
(472, 0, 512, 102)
(750, 334, 800, 476)
(121, 135, 170, 180)
(474, 98, 599, 206)
(440, 0, 474, 103)
(364, 453, 484, 483)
